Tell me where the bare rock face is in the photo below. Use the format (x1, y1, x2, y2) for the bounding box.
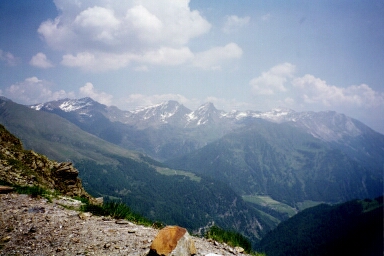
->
(149, 226, 196, 256)
(0, 124, 92, 201)
(51, 162, 86, 197)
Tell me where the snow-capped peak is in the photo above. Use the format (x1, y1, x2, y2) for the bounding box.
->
(30, 98, 366, 142)
(130, 100, 191, 125)
(30, 97, 96, 113)
(59, 97, 95, 112)
(185, 102, 225, 126)
(256, 107, 296, 122)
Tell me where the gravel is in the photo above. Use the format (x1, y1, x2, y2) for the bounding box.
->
(0, 193, 250, 256)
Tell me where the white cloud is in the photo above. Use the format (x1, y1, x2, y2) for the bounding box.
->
(222, 15, 250, 34)
(61, 43, 242, 72)
(79, 82, 113, 105)
(129, 1, 212, 46)
(61, 47, 194, 71)
(193, 43, 243, 70)
(0, 49, 19, 66)
(292, 74, 384, 108)
(73, 6, 120, 45)
(38, 0, 218, 71)
(137, 47, 194, 66)
(61, 52, 134, 71)
(2, 77, 74, 104)
(250, 63, 296, 95)
(250, 63, 384, 115)
(30, 53, 54, 68)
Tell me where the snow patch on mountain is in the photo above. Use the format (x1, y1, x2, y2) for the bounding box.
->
(30, 103, 45, 111)
(59, 98, 94, 112)
(30, 97, 366, 141)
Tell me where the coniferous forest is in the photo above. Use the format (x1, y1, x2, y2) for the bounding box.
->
(257, 196, 383, 256)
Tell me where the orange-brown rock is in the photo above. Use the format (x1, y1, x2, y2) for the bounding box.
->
(0, 185, 14, 193)
(149, 226, 196, 256)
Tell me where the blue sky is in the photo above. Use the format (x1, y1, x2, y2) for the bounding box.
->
(0, 0, 383, 133)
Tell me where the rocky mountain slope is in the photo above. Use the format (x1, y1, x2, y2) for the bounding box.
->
(0, 124, 253, 255)
(0, 124, 91, 200)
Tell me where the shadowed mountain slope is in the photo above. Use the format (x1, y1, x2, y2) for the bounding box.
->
(166, 119, 383, 206)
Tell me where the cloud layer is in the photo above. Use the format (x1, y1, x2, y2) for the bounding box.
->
(38, 0, 241, 71)
(250, 63, 384, 113)
(250, 63, 295, 95)
(2, 77, 74, 104)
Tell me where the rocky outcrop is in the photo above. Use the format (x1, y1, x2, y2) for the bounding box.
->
(149, 226, 196, 256)
(0, 124, 91, 200)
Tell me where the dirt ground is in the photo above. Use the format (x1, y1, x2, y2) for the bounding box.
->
(0, 193, 249, 256)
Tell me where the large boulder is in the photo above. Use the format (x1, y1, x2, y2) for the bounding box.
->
(149, 226, 196, 256)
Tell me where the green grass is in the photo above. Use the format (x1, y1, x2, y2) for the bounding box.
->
(155, 167, 201, 182)
(254, 208, 281, 226)
(205, 225, 252, 253)
(0, 181, 56, 201)
(204, 225, 266, 255)
(296, 200, 324, 211)
(80, 201, 161, 227)
(242, 195, 297, 217)
(14, 185, 47, 198)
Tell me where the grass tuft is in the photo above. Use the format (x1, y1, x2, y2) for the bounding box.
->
(81, 201, 159, 227)
(205, 225, 252, 252)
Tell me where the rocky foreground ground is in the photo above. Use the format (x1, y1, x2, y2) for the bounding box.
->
(0, 193, 251, 256)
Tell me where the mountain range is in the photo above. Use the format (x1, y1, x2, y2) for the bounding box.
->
(0, 97, 272, 244)
(0, 96, 382, 246)
(30, 97, 384, 204)
(30, 97, 384, 163)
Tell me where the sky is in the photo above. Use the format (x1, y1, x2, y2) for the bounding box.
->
(0, 0, 383, 133)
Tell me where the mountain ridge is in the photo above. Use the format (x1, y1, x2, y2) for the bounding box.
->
(30, 97, 382, 138)
(27, 97, 384, 205)
(30, 97, 384, 166)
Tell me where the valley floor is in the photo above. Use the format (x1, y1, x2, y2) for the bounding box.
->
(0, 193, 250, 256)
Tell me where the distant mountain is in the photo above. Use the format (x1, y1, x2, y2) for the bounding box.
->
(30, 97, 384, 205)
(257, 196, 383, 256)
(31, 98, 383, 160)
(30, 98, 237, 160)
(166, 119, 383, 205)
(0, 97, 273, 244)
